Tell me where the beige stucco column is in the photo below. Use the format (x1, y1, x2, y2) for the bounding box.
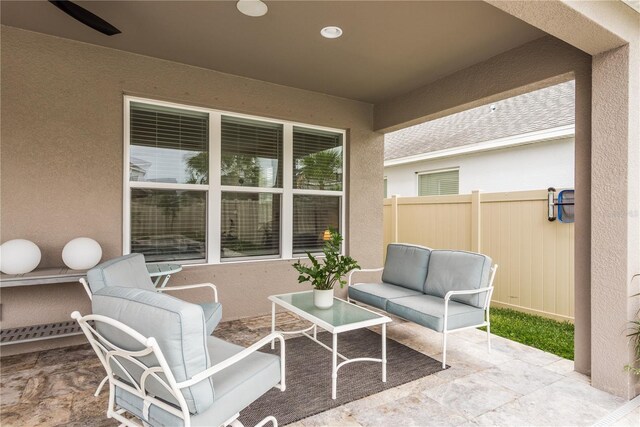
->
(591, 42, 639, 398)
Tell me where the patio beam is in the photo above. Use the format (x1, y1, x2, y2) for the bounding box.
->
(372, 35, 589, 133)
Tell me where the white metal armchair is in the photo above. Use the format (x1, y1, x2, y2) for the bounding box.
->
(79, 253, 222, 336)
(74, 286, 285, 427)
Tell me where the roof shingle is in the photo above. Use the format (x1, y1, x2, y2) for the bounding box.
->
(384, 81, 575, 161)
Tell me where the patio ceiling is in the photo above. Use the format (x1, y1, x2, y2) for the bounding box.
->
(0, 0, 544, 103)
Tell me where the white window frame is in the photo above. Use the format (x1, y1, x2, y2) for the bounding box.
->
(416, 167, 460, 196)
(123, 96, 347, 264)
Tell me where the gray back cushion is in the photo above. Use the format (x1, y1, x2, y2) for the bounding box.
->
(92, 286, 214, 415)
(87, 253, 155, 294)
(424, 250, 493, 308)
(381, 244, 431, 292)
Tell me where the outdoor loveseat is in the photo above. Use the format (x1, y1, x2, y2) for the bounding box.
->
(347, 243, 498, 368)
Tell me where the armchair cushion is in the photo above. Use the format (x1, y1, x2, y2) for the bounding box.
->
(381, 244, 431, 292)
(201, 301, 223, 335)
(114, 336, 281, 427)
(87, 253, 155, 294)
(424, 250, 492, 308)
(386, 294, 485, 332)
(348, 282, 422, 310)
(92, 286, 214, 415)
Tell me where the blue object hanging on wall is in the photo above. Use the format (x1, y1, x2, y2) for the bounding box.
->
(557, 190, 575, 223)
(547, 188, 575, 223)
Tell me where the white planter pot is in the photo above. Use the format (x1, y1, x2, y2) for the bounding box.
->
(313, 289, 334, 309)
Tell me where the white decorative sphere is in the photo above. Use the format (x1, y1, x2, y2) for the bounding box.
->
(0, 239, 42, 275)
(62, 237, 102, 270)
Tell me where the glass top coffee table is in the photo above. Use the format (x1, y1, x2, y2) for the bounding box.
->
(269, 290, 392, 399)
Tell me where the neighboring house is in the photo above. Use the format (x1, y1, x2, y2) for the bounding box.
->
(384, 81, 575, 197)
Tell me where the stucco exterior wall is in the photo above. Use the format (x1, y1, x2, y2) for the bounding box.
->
(0, 27, 383, 353)
(385, 137, 575, 197)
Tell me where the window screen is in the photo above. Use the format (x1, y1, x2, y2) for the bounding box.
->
(221, 116, 283, 188)
(130, 189, 207, 262)
(221, 192, 281, 259)
(130, 102, 209, 184)
(293, 195, 340, 254)
(293, 127, 343, 191)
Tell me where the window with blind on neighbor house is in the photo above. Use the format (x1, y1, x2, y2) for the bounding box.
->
(418, 169, 459, 196)
(126, 98, 345, 263)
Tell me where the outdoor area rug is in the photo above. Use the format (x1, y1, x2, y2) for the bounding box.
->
(238, 328, 444, 426)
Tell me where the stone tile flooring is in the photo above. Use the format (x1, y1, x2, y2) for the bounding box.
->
(0, 312, 634, 426)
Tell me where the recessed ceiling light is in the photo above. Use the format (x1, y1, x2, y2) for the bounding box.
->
(237, 0, 268, 17)
(321, 26, 343, 39)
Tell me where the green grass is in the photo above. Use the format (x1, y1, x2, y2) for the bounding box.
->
(479, 307, 574, 360)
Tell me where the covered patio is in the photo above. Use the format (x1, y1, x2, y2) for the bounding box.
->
(1, 1, 639, 426)
(1, 313, 631, 426)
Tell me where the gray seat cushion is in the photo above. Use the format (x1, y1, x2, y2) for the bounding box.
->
(115, 336, 281, 427)
(381, 244, 431, 292)
(348, 282, 423, 310)
(424, 250, 492, 308)
(386, 294, 485, 332)
(201, 301, 222, 335)
(87, 253, 155, 294)
(92, 286, 214, 415)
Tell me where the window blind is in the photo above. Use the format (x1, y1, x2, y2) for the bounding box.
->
(130, 102, 209, 184)
(221, 192, 281, 258)
(221, 116, 283, 188)
(293, 127, 343, 191)
(418, 170, 459, 196)
(130, 189, 207, 262)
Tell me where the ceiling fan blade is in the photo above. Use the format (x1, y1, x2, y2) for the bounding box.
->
(49, 0, 121, 36)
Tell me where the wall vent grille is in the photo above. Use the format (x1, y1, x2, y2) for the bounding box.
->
(1, 321, 87, 345)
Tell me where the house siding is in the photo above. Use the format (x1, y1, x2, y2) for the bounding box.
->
(384, 137, 574, 196)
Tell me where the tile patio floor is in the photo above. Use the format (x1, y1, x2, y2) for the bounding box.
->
(0, 312, 635, 426)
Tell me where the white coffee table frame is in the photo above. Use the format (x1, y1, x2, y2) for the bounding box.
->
(269, 290, 392, 400)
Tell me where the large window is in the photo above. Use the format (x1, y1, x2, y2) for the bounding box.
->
(125, 97, 345, 263)
(417, 169, 459, 196)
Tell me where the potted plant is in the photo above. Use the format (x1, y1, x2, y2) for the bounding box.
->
(625, 274, 640, 376)
(293, 228, 360, 309)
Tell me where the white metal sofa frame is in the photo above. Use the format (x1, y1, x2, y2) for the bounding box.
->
(348, 263, 498, 369)
(72, 311, 285, 427)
